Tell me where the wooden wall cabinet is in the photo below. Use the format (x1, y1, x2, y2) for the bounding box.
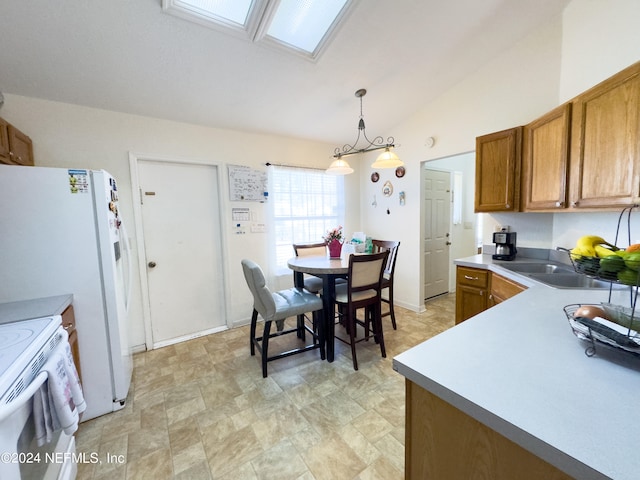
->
(481, 62, 640, 213)
(455, 266, 489, 324)
(569, 62, 640, 209)
(475, 127, 522, 213)
(0, 118, 10, 160)
(0, 116, 34, 166)
(521, 104, 572, 211)
(488, 272, 526, 308)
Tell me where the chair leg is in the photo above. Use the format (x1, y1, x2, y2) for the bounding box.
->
(314, 310, 326, 360)
(261, 321, 272, 378)
(297, 314, 306, 340)
(375, 302, 386, 358)
(348, 305, 358, 371)
(250, 309, 258, 356)
(388, 285, 397, 330)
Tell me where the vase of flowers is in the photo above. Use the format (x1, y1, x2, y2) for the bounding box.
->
(324, 226, 343, 258)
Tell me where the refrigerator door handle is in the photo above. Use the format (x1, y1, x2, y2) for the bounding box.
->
(120, 220, 133, 314)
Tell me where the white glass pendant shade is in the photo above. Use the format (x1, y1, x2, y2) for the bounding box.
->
(326, 158, 354, 175)
(371, 148, 402, 169)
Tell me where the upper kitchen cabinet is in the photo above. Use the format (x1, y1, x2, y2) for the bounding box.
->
(0, 117, 34, 166)
(569, 62, 640, 209)
(521, 104, 572, 211)
(475, 126, 522, 212)
(0, 118, 10, 159)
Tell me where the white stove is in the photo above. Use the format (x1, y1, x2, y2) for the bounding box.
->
(0, 316, 61, 404)
(0, 316, 78, 480)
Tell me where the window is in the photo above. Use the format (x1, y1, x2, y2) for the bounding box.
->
(162, 0, 355, 60)
(269, 165, 344, 274)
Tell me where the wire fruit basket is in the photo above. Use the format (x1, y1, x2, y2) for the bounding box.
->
(562, 206, 640, 357)
(563, 304, 640, 357)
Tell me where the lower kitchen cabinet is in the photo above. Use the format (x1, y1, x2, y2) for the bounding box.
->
(404, 380, 573, 480)
(455, 266, 488, 324)
(456, 266, 526, 323)
(489, 272, 526, 307)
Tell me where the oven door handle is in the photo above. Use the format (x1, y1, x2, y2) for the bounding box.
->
(0, 370, 48, 423)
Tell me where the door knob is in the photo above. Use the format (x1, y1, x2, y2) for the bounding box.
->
(148, 261, 157, 268)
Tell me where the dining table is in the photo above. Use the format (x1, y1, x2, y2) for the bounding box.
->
(287, 255, 350, 362)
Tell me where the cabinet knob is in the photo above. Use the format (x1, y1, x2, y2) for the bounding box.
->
(555, 201, 564, 207)
(571, 201, 578, 207)
(505, 203, 510, 209)
(148, 261, 157, 268)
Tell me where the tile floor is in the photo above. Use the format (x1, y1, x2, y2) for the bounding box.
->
(75, 294, 455, 480)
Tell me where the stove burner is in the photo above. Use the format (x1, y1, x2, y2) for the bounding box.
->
(0, 328, 36, 350)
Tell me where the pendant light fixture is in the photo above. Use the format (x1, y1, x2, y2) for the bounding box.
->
(327, 88, 402, 175)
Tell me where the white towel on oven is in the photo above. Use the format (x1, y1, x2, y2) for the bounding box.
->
(32, 339, 86, 445)
(61, 341, 86, 415)
(33, 383, 56, 446)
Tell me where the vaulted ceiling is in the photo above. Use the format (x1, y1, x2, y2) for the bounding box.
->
(0, 0, 570, 145)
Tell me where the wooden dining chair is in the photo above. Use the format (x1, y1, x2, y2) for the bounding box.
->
(333, 251, 389, 370)
(371, 240, 400, 329)
(292, 242, 327, 293)
(293, 242, 347, 294)
(241, 259, 325, 377)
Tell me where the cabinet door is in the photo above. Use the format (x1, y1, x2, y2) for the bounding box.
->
(569, 62, 640, 208)
(489, 273, 526, 307)
(456, 267, 489, 324)
(522, 104, 571, 211)
(7, 125, 34, 166)
(456, 284, 487, 324)
(475, 127, 522, 212)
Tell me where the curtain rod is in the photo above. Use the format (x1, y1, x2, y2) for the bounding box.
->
(265, 162, 326, 172)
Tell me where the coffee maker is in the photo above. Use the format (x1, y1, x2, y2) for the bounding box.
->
(492, 231, 517, 261)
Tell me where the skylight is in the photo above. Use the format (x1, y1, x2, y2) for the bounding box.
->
(265, 0, 349, 55)
(162, 0, 355, 60)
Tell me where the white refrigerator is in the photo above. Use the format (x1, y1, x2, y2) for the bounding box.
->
(0, 164, 133, 421)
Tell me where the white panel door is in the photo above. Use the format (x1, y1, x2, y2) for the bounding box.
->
(423, 168, 451, 300)
(138, 160, 226, 347)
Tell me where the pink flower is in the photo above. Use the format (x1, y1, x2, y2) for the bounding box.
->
(323, 226, 343, 243)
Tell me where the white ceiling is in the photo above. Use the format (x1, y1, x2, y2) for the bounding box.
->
(0, 0, 571, 146)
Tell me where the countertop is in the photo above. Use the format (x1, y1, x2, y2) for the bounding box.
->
(394, 254, 640, 480)
(0, 294, 73, 324)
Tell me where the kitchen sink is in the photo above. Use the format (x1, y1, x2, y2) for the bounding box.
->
(497, 261, 626, 289)
(500, 263, 574, 274)
(528, 273, 624, 289)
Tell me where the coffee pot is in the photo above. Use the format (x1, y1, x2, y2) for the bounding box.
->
(492, 231, 517, 261)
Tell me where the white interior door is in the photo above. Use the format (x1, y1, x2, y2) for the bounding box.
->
(138, 160, 226, 348)
(423, 168, 451, 300)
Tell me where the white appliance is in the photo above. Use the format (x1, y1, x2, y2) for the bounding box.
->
(0, 165, 133, 421)
(0, 316, 77, 480)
